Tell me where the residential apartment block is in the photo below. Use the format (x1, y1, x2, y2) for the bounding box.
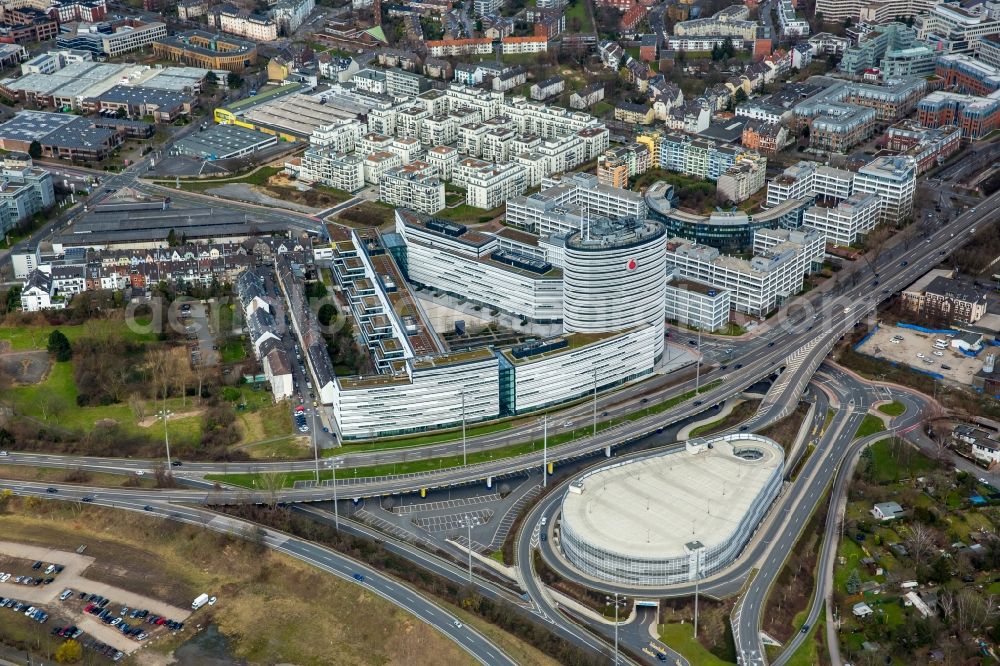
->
(717, 152, 767, 204)
(379, 161, 445, 215)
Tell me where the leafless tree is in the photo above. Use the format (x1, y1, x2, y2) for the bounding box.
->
(939, 589, 955, 622)
(904, 523, 936, 566)
(128, 393, 146, 424)
(38, 392, 68, 422)
(260, 472, 287, 508)
(859, 225, 892, 275)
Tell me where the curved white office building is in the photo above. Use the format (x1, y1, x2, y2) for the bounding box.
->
(559, 434, 784, 586)
(562, 218, 667, 360)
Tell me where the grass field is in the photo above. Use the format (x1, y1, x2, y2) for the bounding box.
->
(854, 414, 886, 439)
(780, 611, 825, 666)
(866, 438, 937, 483)
(0, 501, 476, 666)
(0, 319, 157, 351)
(564, 0, 593, 33)
(657, 624, 733, 665)
(876, 401, 906, 417)
(148, 166, 282, 193)
(0, 464, 156, 488)
(435, 203, 505, 224)
(4, 361, 203, 443)
(219, 338, 247, 363)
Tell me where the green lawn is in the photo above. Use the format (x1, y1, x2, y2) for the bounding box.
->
(854, 414, 886, 439)
(207, 437, 548, 488)
(340, 420, 514, 451)
(0, 319, 157, 351)
(591, 101, 613, 117)
(877, 401, 906, 417)
(5, 361, 202, 442)
(220, 338, 248, 363)
(564, 0, 594, 33)
(780, 610, 824, 666)
(656, 624, 733, 666)
(866, 438, 937, 484)
(149, 166, 282, 193)
(435, 203, 505, 224)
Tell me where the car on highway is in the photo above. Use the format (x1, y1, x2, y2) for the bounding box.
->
(0, 451, 6, 456)
(352, 573, 365, 582)
(452, 619, 462, 629)
(143, 506, 153, 511)
(82, 496, 93, 502)
(45, 487, 57, 493)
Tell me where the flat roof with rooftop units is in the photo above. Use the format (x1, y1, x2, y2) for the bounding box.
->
(172, 124, 278, 159)
(560, 433, 785, 585)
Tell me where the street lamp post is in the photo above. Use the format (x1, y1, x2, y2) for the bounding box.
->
(605, 593, 626, 665)
(462, 514, 478, 584)
(592, 368, 598, 437)
(157, 409, 173, 470)
(331, 457, 344, 531)
(312, 408, 319, 483)
(461, 390, 467, 467)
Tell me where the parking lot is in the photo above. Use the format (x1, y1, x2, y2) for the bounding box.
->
(0, 541, 194, 660)
(857, 325, 984, 386)
(180, 301, 217, 368)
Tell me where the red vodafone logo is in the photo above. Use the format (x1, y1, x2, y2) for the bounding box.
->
(627, 258, 637, 270)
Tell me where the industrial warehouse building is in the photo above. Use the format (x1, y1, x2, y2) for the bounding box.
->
(560, 433, 784, 585)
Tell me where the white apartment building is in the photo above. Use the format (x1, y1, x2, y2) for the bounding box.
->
(379, 161, 445, 215)
(664, 277, 731, 331)
(364, 151, 403, 185)
(420, 114, 458, 146)
(777, 0, 810, 36)
(272, 0, 315, 34)
(665, 229, 823, 317)
(395, 105, 430, 141)
(352, 69, 387, 94)
(310, 118, 365, 154)
(802, 192, 880, 246)
(504, 97, 602, 139)
(465, 161, 527, 209)
(426, 145, 459, 181)
(396, 212, 564, 322)
(717, 153, 767, 204)
(444, 85, 504, 121)
(853, 155, 916, 223)
(217, 11, 278, 41)
(482, 128, 518, 163)
(766, 161, 855, 207)
(358, 132, 394, 157)
(497, 326, 659, 414)
(299, 149, 365, 192)
(389, 137, 423, 164)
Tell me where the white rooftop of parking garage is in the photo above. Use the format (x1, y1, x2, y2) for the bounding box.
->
(560, 435, 782, 559)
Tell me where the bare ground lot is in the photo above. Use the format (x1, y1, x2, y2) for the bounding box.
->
(0, 350, 50, 384)
(857, 325, 985, 386)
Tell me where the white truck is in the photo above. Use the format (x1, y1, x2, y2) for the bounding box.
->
(191, 593, 210, 610)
